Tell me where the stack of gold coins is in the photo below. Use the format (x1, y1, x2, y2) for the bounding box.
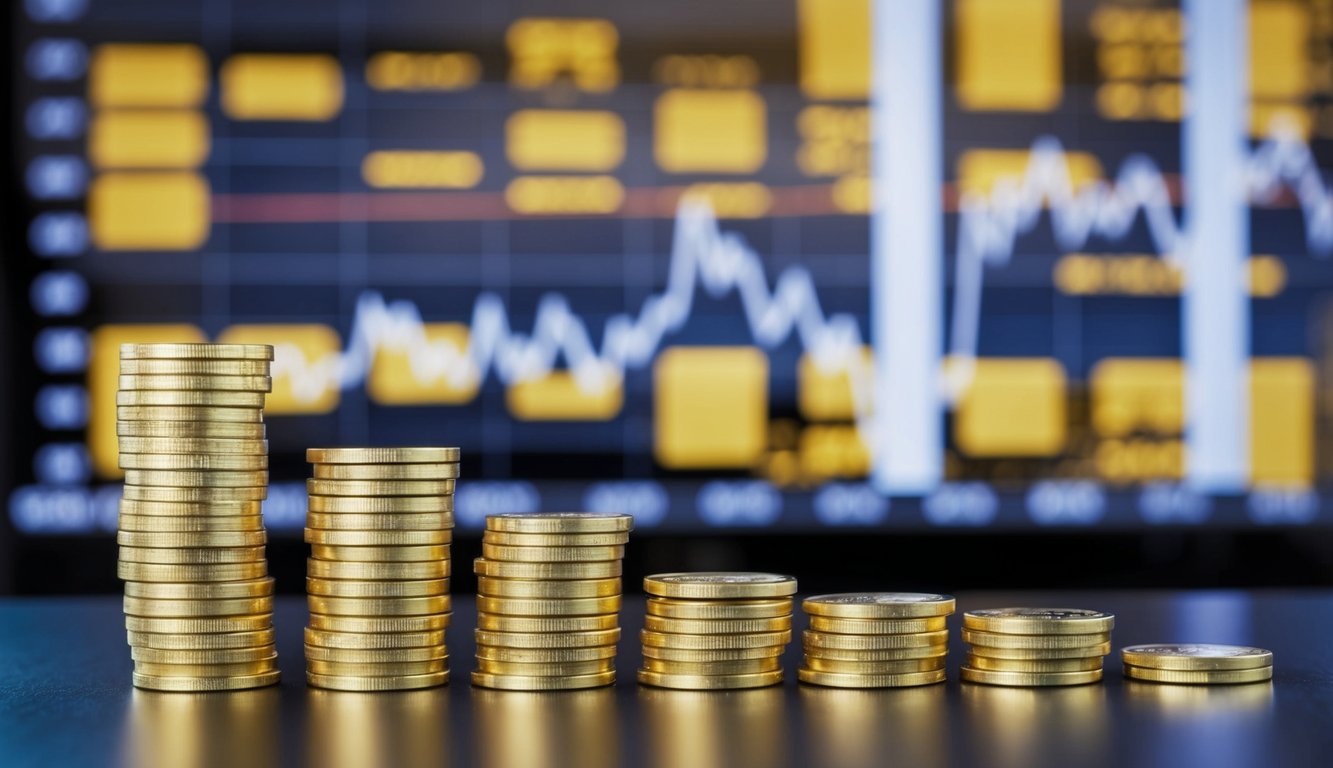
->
(798, 592, 954, 688)
(303, 447, 459, 691)
(961, 608, 1115, 686)
(1121, 644, 1274, 685)
(638, 572, 797, 690)
(471, 513, 632, 691)
(115, 342, 278, 692)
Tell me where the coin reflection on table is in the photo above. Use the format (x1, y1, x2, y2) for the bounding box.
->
(1124, 679, 1275, 719)
(962, 682, 1109, 768)
(122, 687, 279, 768)
(472, 687, 616, 768)
(800, 685, 947, 768)
(640, 686, 788, 768)
(307, 687, 449, 768)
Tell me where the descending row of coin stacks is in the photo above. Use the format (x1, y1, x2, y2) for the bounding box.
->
(304, 447, 459, 691)
(472, 513, 633, 690)
(637, 572, 797, 690)
(116, 342, 280, 692)
(960, 608, 1115, 686)
(1121, 643, 1274, 685)
(798, 593, 954, 688)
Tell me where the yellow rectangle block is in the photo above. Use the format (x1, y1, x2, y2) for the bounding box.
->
(88, 172, 210, 250)
(797, 0, 870, 99)
(221, 54, 344, 121)
(1250, 358, 1314, 487)
(954, 358, 1066, 457)
(655, 346, 768, 469)
(1090, 358, 1184, 437)
(362, 151, 483, 189)
(506, 110, 625, 171)
(88, 111, 210, 169)
(505, 176, 624, 215)
(89, 44, 209, 108)
(89, 324, 206, 478)
(798, 347, 871, 421)
(956, 0, 1062, 112)
(507, 369, 623, 421)
(957, 149, 1102, 198)
(368, 323, 478, 405)
(216, 325, 341, 414)
(654, 89, 767, 174)
(1251, 0, 1308, 101)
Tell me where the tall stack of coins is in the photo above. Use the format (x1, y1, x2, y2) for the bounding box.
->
(304, 447, 459, 691)
(638, 572, 797, 690)
(1121, 644, 1274, 685)
(472, 513, 633, 691)
(115, 342, 278, 692)
(799, 592, 954, 688)
(961, 608, 1115, 686)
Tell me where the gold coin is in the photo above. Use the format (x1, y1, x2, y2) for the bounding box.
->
(474, 658, 614, 677)
(1122, 665, 1273, 685)
(119, 498, 263, 516)
(307, 671, 448, 691)
(131, 644, 277, 664)
(800, 644, 948, 662)
(471, 670, 615, 691)
(644, 572, 798, 600)
(476, 613, 619, 633)
(306, 578, 448, 598)
(306, 479, 456, 497)
(798, 668, 946, 688)
(641, 644, 784, 662)
(121, 485, 267, 503)
(123, 577, 274, 600)
(133, 670, 280, 692)
(647, 598, 791, 620)
(120, 343, 273, 361)
(117, 390, 266, 407)
(474, 644, 618, 663)
(473, 628, 620, 649)
(119, 422, 266, 440)
(308, 614, 449, 633)
(307, 544, 449, 563)
(118, 514, 264, 533)
(124, 596, 273, 618)
(643, 615, 791, 635)
(641, 657, 781, 675)
(123, 469, 269, 487)
(306, 496, 454, 514)
(306, 658, 446, 676)
(305, 512, 453, 531)
(118, 405, 264, 423)
(640, 629, 791, 650)
(118, 546, 265, 565)
(1120, 644, 1274, 672)
(962, 629, 1111, 650)
(119, 358, 272, 376)
(118, 453, 268, 471)
(480, 543, 624, 563)
(966, 654, 1104, 673)
(303, 644, 446, 663)
(124, 614, 272, 634)
(134, 656, 277, 677)
(116, 530, 266, 548)
(478, 576, 620, 599)
(117, 374, 272, 392)
(127, 629, 275, 650)
(304, 528, 452, 546)
(801, 657, 945, 674)
(961, 666, 1105, 686)
(803, 629, 948, 651)
(306, 447, 460, 464)
(307, 595, 451, 617)
(963, 608, 1115, 635)
(473, 558, 620, 580)
(486, 512, 634, 534)
(304, 628, 444, 650)
(312, 463, 460, 480)
(637, 669, 783, 690)
(117, 561, 267, 581)
(481, 530, 630, 547)
(306, 559, 449, 580)
(807, 616, 947, 635)
(968, 642, 1112, 660)
(803, 592, 956, 619)
(115, 437, 267, 455)
(475, 595, 621, 617)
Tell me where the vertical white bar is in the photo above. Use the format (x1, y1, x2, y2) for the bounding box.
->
(871, 0, 942, 494)
(1183, 0, 1250, 492)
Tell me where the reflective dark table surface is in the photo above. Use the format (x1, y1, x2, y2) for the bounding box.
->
(2, 591, 1330, 768)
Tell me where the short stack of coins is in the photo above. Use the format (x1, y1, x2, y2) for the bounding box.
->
(961, 608, 1115, 686)
(472, 513, 633, 691)
(303, 447, 459, 691)
(115, 342, 279, 692)
(799, 592, 954, 688)
(638, 572, 797, 690)
(1121, 643, 1274, 685)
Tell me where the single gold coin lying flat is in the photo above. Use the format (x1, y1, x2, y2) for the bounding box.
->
(644, 572, 797, 600)
(641, 644, 785, 662)
(475, 595, 621, 617)
(807, 616, 947, 635)
(967, 642, 1113, 660)
(801, 657, 946, 675)
(800, 644, 948, 662)
(963, 608, 1114, 635)
(1122, 665, 1273, 685)
(306, 447, 460, 464)
(118, 374, 272, 392)
(803, 629, 948, 651)
(962, 628, 1111, 650)
(1120, 644, 1273, 672)
(123, 596, 273, 618)
(647, 598, 791, 620)
(123, 577, 274, 600)
(304, 528, 451, 546)
(313, 463, 460, 480)
(803, 593, 956, 619)
(307, 595, 451, 617)
(306, 578, 448, 598)
(471, 670, 615, 691)
(480, 543, 624, 563)
(482, 530, 630, 547)
(119, 453, 268, 471)
(303, 644, 446, 664)
(307, 671, 448, 691)
(308, 544, 449, 563)
(131, 645, 277, 664)
(478, 576, 621, 599)
(473, 628, 620, 649)
(641, 657, 781, 676)
(966, 654, 1104, 673)
(118, 514, 264, 533)
(127, 629, 275, 651)
(474, 644, 618, 663)
(306, 496, 455, 514)
(133, 670, 280, 692)
(118, 546, 265, 565)
(119, 358, 272, 376)
(473, 558, 620, 580)
(474, 658, 614, 677)
(305, 512, 453, 531)
(308, 614, 449, 633)
(117, 404, 264, 423)
(307, 479, 456, 497)
(115, 437, 267, 456)
(117, 530, 266, 548)
(304, 628, 444, 651)
(120, 343, 273, 361)
(124, 613, 272, 634)
(485, 512, 633, 534)
(960, 666, 1104, 687)
(307, 559, 449, 581)
(637, 669, 783, 690)
(134, 656, 277, 677)
(643, 615, 792, 635)
(123, 469, 269, 488)
(117, 561, 267, 582)
(117, 390, 266, 408)
(306, 658, 446, 677)
(121, 485, 267, 503)
(475, 613, 618, 633)
(640, 629, 791, 650)
(798, 668, 946, 688)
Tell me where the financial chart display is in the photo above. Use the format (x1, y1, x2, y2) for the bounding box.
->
(8, 0, 1333, 537)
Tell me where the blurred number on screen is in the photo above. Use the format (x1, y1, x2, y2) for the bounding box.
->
(34, 326, 88, 373)
(8, 485, 93, 533)
(35, 384, 87, 429)
(261, 482, 307, 531)
(584, 481, 668, 528)
(31, 271, 89, 316)
(1139, 483, 1211, 524)
(24, 0, 88, 23)
(1026, 480, 1106, 525)
(923, 482, 997, 526)
(26, 155, 86, 199)
(35, 443, 91, 485)
(1248, 488, 1318, 524)
(29, 212, 89, 256)
(26, 97, 86, 140)
(25, 39, 86, 80)
(455, 482, 541, 529)
(813, 483, 888, 526)
(697, 481, 781, 526)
